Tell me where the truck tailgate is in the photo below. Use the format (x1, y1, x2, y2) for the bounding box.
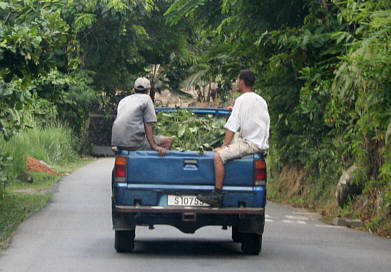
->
(120, 150, 256, 186)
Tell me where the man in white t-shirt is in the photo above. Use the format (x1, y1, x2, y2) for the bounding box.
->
(111, 77, 173, 156)
(197, 70, 270, 206)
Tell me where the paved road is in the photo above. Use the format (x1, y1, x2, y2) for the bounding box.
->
(1, 158, 390, 272)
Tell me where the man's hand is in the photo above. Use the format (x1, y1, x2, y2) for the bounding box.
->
(213, 130, 235, 152)
(154, 146, 168, 156)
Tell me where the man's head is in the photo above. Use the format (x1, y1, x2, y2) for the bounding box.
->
(134, 77, 151, 93)
(238, 69, 255, 90)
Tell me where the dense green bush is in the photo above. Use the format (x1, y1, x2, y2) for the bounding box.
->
(165, 0, 391, 234)
(0, 0, 195, 197)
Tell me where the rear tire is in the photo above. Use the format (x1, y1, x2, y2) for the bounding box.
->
(241, 233, 262, 255)
(115, 230, 135, 253)
(232, 226, 241, 242)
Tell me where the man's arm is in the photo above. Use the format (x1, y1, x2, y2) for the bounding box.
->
(221, 97, 240, 150)
(144, 123, 168, 156)
(213, 129, 234, 152)
(222, 129, 235, 147)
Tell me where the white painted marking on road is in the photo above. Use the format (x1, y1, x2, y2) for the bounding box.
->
(285, 215, 310, 221)
(282, 219, 306, 224)
(315, 224, 345, 229)
(292, 211, 315, 215)
(265, 219, 274, 223)
(265, 214, 271, 218)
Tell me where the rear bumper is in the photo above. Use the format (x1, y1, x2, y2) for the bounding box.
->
(114, 205, 264, 215)
(113, 183, 267, 208)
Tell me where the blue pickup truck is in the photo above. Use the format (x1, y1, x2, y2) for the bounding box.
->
(111, 108, 267, 254)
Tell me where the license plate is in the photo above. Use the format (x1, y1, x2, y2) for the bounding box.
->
(167, 195, 210, 207)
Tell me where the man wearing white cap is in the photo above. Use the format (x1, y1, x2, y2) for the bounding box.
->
(111, 77, 173, 156)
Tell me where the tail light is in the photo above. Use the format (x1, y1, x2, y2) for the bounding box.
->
(114, 156, 127, 181)
(254, 160, 266, 186)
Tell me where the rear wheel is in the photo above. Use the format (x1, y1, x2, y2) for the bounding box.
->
(232, 226, 241, 242)
(115, 230, 135, 253)
(241, 233, 262, 255)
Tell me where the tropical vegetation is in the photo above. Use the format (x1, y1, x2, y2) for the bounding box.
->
(0, 0, 390, 236)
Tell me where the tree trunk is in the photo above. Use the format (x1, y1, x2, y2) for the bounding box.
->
(320, 0, 330, 26)
(206, 83, 211, 102)
(150, 64, 160, 103)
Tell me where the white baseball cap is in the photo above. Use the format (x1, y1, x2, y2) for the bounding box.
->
(134, 77, 151, 91)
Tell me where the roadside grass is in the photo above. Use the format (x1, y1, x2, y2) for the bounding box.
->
(0, 121, 80, 180)
(0, 122, 95, 249)
(0, 192, 51, 249)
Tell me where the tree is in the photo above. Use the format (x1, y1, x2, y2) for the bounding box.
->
(165, 0, 391, 226)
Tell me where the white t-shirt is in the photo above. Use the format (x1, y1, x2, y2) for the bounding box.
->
(224, 92, 270, 150)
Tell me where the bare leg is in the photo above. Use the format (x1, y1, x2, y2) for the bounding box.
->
(196, 152, 224, 206)
(214, 153, 225, 190)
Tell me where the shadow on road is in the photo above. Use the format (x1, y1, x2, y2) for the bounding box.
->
(129, 239, 243, 256)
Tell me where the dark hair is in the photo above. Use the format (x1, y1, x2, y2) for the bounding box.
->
(135, 88, 148, 94)
(239, 69, 255, 87)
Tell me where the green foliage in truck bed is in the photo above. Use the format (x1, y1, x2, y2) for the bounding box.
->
(155, 110, 226, 153)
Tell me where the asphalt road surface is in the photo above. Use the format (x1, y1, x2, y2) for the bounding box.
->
(1, 158, 390, 272)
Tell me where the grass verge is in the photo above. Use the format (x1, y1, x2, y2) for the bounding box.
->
(0, 192, 52, 249)
(0, 120, 96, 249)
(0, 158, 94, 249)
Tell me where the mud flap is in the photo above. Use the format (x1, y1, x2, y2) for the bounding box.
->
(237, 214, 265, 235)
(112, 212, 135, 231)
